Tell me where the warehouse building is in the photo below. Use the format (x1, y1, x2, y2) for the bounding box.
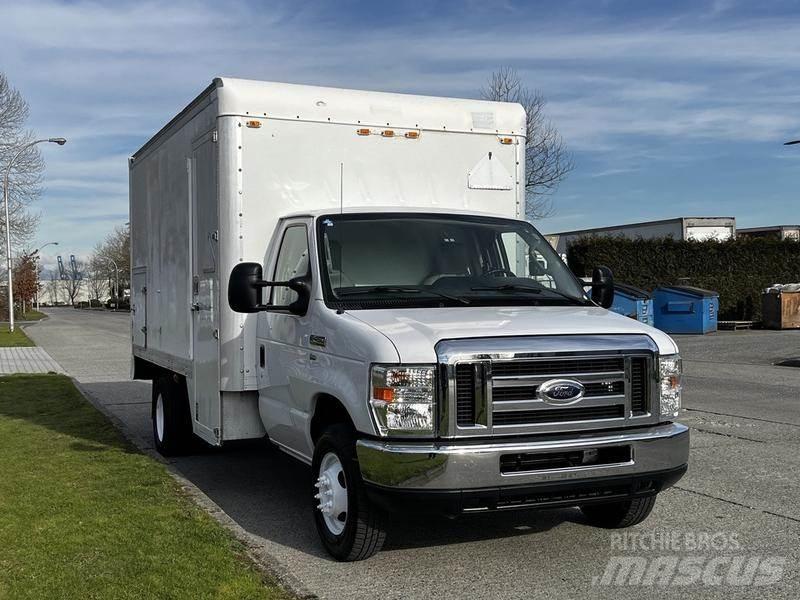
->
(737, 225, 800, 241)
(547, 216, 736, 255)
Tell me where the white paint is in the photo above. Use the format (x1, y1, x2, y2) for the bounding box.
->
(316, 452, 348, 536)
(130, 78, 525, 445)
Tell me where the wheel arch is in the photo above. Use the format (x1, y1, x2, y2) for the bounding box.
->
(310, 393, 358, 445)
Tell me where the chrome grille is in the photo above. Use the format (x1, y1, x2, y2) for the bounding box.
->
(630, 357, 649, 414)
(491, 357, 624, 378)
(493, 380, 625, 402)
(492, 404, 625, 426)
(439, 335, 659, 438)
(455, 363, 476, 426)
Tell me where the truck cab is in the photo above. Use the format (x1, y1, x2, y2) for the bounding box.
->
(228, 208, 688, 561)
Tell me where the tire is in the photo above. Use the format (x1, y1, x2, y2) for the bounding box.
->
(312, 424, 387, 561)
(152, 374, 193, 456)
(580, 494, 658, 528)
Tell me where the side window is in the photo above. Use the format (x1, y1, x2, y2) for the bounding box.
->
(272, 225, 309, 306)
(500, 231, 556, 289)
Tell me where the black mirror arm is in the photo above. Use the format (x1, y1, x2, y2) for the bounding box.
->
(251, 277, 311, 314)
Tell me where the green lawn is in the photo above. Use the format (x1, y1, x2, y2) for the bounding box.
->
(0, 375, 290, 600)
(19, 310, 46, 321)
(0, 325, 34, 347)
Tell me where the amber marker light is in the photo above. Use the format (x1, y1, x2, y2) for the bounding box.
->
(372, 387, 394, 402)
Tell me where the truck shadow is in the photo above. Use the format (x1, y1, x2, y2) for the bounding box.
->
(172, 438, 573, 558)
(79, 380, 575, 560)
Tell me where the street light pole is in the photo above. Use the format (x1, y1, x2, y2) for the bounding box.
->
(3, 138, 66, 331)
(31, 241, 59, 311)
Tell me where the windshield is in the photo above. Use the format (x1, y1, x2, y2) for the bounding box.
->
(317, 213, 588, 308)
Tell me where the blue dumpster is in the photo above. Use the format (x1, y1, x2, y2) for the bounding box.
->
(652, 286, 719, 334)
(610, 284, 654, 327)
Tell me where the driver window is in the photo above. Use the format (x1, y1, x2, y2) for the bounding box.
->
(500, 231, 556, 289)
(272, 225, 309, 306)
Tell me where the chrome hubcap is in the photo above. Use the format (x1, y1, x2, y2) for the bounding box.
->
(315, 452, 348, 535)
(155, 394, 165, 442)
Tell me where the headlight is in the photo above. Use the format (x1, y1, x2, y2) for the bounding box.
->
(659, 355, 682, 419)
(370, 365, 436, 436)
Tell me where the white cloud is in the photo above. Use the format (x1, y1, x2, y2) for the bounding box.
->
(4, 0, 800, 253)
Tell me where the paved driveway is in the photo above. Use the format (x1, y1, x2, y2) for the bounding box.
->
(26, 308, 800, 599)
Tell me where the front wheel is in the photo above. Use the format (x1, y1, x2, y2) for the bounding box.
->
(312, 424, 387, 561)
(580, 494, 657, 528)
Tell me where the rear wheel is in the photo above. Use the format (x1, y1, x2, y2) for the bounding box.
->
(152, 374, 193, 456)
(580, 494, 657, 528)
(312, 424, 387, 561)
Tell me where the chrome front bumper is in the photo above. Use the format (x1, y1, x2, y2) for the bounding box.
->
(356, 422, 689, 491)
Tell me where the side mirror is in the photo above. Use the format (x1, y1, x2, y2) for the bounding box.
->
(591, 266, 615, 309)
(228, 262, 264, 313)
(227, 262, 311, 316)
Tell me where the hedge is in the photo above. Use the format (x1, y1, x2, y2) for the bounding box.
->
(567, 236, 800, 321)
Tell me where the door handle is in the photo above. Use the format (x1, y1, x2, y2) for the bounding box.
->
(309, 353, 318, 361)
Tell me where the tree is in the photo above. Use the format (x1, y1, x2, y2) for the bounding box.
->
(91, 223, 129, 299)
(12, 253, 37, 314)
(481, 67, 573, 219)
(86, 259, 108, 303)
(46, 270, 61, 305)
(0, 73, 43, 257)
(64, 258, 85, 306)
(86, 254, 114, 301)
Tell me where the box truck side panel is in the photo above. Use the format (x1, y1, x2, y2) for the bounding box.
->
(130, 99, 217, 366)
(189, 131, 222, 440)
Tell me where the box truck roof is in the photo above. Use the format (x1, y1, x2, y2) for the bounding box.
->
(133, 77, 526, 160)
(282, 206, 523, 220)
(215, 77, 526, 134)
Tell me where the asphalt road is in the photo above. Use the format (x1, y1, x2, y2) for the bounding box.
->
(26, 308, 800, 599)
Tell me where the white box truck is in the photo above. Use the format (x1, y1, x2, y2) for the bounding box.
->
(130, 78, 688, 561)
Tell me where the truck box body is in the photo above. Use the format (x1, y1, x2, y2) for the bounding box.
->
(130, 77, 526, 445)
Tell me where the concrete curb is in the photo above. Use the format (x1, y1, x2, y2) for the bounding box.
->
(72, 378, 318, 600)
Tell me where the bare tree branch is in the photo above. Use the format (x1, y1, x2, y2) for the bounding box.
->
(481, 67, 573, 219)
(0, 72, 43, 258)
(64, 258, 85, 306)
(90, 223, 130, 298)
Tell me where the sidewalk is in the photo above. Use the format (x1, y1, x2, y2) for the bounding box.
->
(0, 347, 65, 374)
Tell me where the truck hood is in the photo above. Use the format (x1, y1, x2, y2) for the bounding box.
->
(349, 305, 678, 363)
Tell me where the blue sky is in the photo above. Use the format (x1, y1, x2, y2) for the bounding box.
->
(4, 0, 800, 268)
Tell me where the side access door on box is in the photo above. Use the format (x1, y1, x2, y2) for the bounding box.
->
(190, 130, 222, 445)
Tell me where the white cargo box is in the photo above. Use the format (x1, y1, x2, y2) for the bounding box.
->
(129, 77, 525, 445)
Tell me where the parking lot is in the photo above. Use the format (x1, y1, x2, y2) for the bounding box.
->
(26, 308, 800, 600)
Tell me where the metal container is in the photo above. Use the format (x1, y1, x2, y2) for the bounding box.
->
(610, 283, 654, 327)
(762, 291, 800, 329)
(652, 286, 719, 334)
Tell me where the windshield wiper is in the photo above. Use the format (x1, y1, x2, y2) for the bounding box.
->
(470, 283, 587, 305)
(337, 285, 471, 305)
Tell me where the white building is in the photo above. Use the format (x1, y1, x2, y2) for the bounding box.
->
(547, 216, 736, 255)
(737, 225, 800, 241)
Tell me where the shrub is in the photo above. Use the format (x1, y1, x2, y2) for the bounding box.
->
(567, 236, 800, 321)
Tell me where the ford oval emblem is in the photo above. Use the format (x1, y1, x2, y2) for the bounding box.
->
(538, 379, 585, 405)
